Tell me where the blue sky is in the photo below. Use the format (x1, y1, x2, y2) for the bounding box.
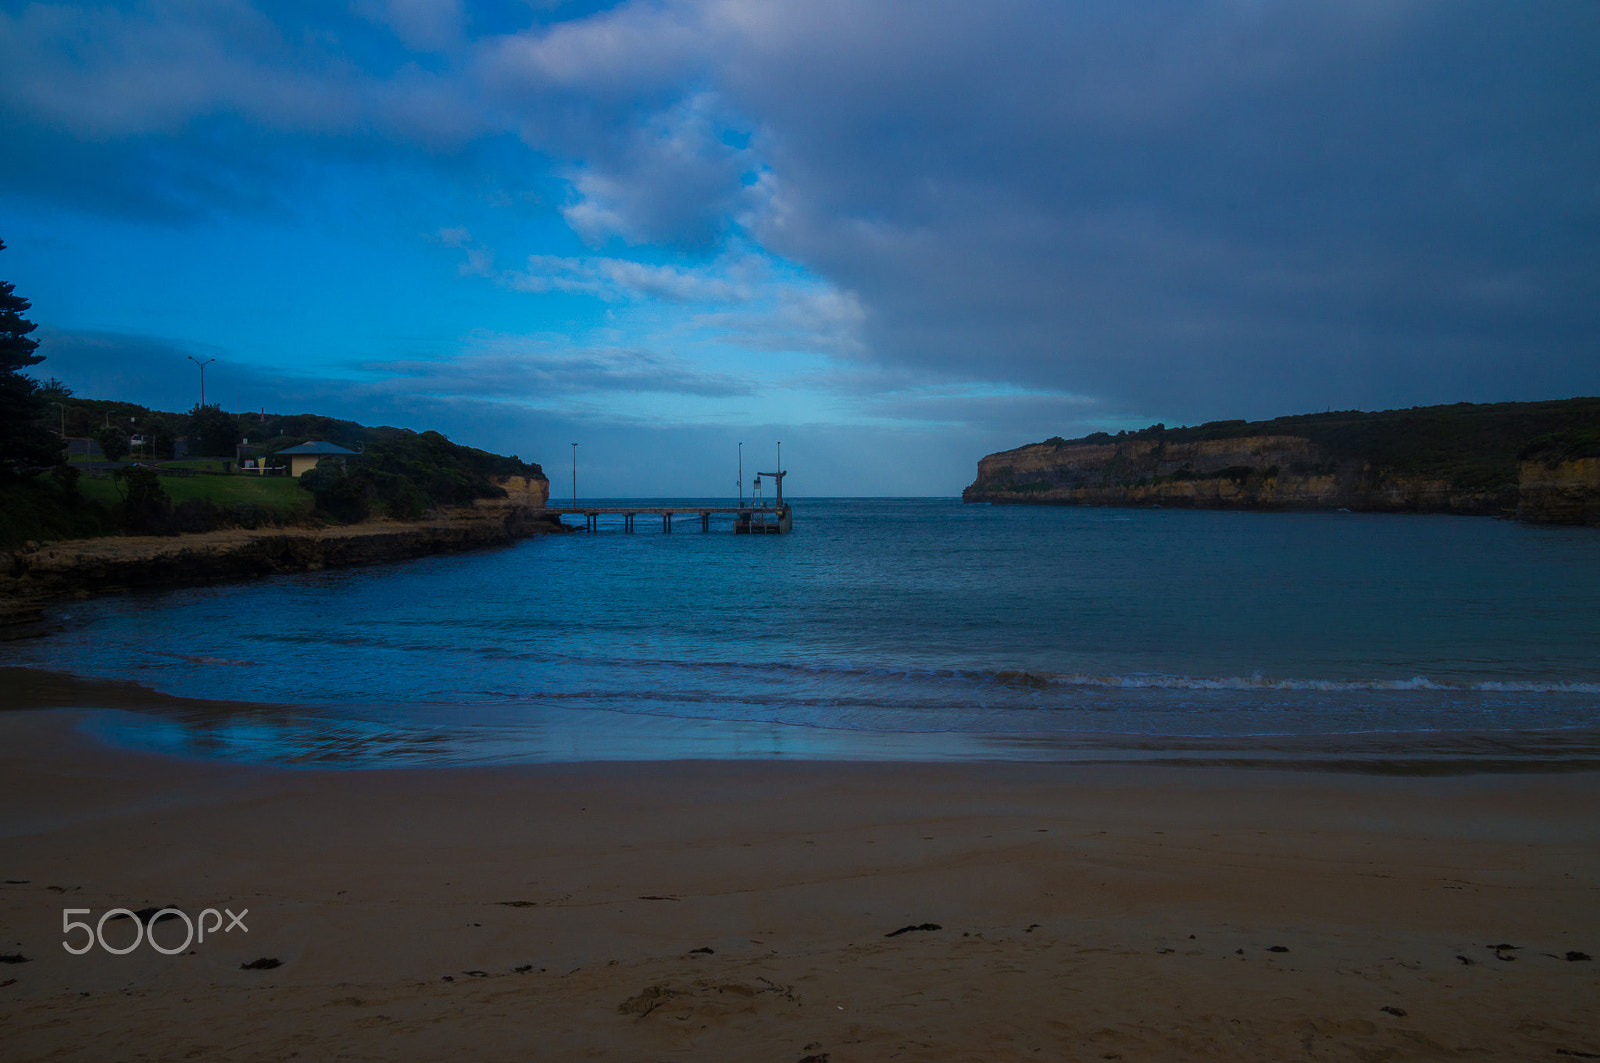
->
(2, 0, 1596, 496)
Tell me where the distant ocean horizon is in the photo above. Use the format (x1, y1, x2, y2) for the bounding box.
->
(9, 498, 1600, 771)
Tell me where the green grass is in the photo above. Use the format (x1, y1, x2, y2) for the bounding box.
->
(76, 472, 314, 522)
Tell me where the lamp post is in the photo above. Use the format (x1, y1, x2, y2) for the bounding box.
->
(187, 355, 215, 408)
(571, 443, 578, 507)
(738, 441, 743, 507)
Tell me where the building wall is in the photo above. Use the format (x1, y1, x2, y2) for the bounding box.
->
(288, 455, 323, 478)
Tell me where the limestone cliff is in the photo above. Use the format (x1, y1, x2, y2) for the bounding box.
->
(964, 399, 1600, 523)
(965, 435, 1509, 514)
(475, 474, 551, 511)
(1517, 457, 1600, 526)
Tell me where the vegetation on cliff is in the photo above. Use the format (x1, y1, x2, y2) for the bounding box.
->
(295, 428, 545, 523)
(965, 397, 1600, 521)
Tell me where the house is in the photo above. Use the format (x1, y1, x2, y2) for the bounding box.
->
(275, 441, 359, 478)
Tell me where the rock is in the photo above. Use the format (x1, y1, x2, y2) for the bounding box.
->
(884, 923, 942, 937)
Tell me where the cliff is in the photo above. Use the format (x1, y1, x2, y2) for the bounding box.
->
(964, 398, 1600, 524)
(476, 473, 550, 510)
(1517, 457, 1600, 526)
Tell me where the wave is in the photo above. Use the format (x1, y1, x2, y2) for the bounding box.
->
(1015, 672, 1600, 695)
(243, 632, 1600, 698)
(563, 656, 1600, 697)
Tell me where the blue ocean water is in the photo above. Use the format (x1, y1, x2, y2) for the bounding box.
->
(9, 499, 1600, 767)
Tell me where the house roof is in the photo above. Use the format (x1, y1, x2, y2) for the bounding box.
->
(276, 441, 359, 456)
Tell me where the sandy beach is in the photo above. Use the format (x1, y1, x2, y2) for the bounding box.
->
(0, 711, 1596, 1061)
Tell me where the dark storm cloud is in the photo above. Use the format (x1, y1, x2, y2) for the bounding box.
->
(708, 0, 1600, 419)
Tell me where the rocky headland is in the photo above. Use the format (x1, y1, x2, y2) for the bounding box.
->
(963, 398, 1600, 526)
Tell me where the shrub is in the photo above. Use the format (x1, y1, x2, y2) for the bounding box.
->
(300, 465, 371, 523)
(113, 466, 172, 535)
(95, 426, 130, 463)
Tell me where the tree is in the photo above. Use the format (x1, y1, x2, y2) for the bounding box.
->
(300, 463, 371, 523)
(95, 425, 130, 463)
(187, 403, 240, 457)
(113, 465, 172, 535)
(0, 239, 61, 472)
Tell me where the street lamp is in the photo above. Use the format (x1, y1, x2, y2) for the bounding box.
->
(571, 443, 578, 507)
(187, 355, 216, 408)
(738, 441, 743, 507)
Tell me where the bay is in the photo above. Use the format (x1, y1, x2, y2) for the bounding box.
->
(9, 499, 1599, 768)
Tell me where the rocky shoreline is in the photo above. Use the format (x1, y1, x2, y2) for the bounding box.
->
(0, 505, 564, 634)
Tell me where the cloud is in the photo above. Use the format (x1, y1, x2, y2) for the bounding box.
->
(481, 252, 754, 304)
(0, 2, 365, 139)
(558, 93, 755, 249)
(362, 342, 753, 399)
(689, 283, 867, 358)
(8, 0, 1599, 485)
(442, 231, 868, 358)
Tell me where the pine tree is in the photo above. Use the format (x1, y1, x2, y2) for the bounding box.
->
(0, 240, 62, 472)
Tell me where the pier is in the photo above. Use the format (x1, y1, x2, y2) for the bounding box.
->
(550, 470, 793, 534)
(546, 504, 792, 533)
(550, 468, 791, 533)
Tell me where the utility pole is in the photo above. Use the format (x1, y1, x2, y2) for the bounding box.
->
(571, 443, 578, 506)
(187, 355, 215, 408)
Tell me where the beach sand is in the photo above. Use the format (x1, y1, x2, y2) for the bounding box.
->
(2, 710, 1598, 1061)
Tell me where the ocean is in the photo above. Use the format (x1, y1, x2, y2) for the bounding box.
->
(9, 499, 1600, 769)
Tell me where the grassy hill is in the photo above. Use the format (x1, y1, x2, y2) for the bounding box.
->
(1, 406, 547, 549)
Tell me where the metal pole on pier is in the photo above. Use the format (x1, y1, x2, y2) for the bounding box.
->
(738, 441, 743, 508)
(570, 442, 578, 508)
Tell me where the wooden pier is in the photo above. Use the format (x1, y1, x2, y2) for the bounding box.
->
(547, 504, 792, 534)
(550, 468, 792, 534)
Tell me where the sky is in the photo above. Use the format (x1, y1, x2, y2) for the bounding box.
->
(1, 0, 1596, 497)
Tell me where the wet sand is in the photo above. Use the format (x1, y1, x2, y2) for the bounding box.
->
(2, 709, 1598, 1062)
